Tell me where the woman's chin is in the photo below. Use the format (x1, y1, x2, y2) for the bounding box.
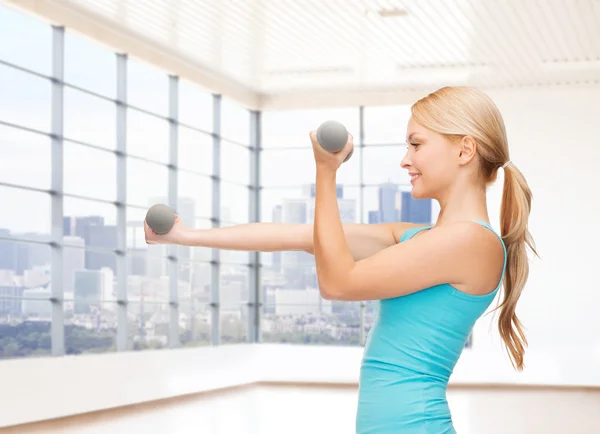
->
(410, 186, 426, 199)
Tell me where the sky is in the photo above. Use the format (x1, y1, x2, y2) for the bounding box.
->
(0, 3, 422, 238)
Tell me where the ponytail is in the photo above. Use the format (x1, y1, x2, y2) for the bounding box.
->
(410, 86, 538, 370)
(496, 162, 538, 371)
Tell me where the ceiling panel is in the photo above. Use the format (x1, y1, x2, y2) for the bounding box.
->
(6, 0, 600, 108)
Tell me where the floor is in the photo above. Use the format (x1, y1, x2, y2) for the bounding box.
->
(2, 383, 599, 433)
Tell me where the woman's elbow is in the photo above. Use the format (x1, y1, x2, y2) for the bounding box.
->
(318, 281, 345, 301)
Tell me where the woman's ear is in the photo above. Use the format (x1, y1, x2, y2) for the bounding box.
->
(458, 136, 477, 165)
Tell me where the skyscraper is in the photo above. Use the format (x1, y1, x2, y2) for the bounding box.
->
(279, 184, 356, 289)
(368, 184, 432, 225)
(401, 191, 432, 224)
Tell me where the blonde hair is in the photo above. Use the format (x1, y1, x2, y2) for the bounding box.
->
(411, 86, 538, 371)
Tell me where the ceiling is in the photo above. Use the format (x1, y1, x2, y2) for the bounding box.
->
(7, 0, 600, 109)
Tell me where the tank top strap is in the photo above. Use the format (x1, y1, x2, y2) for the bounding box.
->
(399, 224, 434, 243)
(471, 219, 508, 290)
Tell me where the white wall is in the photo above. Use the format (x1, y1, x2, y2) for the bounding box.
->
(471, 86, 600, 354)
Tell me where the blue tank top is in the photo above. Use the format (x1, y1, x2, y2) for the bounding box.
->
(356, 220, 506, 434)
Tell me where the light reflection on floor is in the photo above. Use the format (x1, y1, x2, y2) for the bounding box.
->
(3, 384, 600, 434)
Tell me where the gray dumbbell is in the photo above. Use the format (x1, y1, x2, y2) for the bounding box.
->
(316, 120, 353, 162)
(145, 204, 175, 234)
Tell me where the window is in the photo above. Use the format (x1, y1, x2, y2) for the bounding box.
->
(221, 97, 250, 144)
(177, 171, 213, 220)
(63, 198, 117, 250)
(221, 140, 250, 185)
(363, 105, 411, 145)
(260, 147, 360, 187)
(221, 182, 250, 224)
(126, 158, 169, 209)
(362, 144, 410, 186)
(178, 126, 212, 175)
(64, 29, 116, 97)
(261, 107, 359, 148)
(179, 298, 211, 347)
(363, 185, 433, 225)
(64, 142, 117, 202)
(64, 88, 116, 150)
(127, 57, 169, 116)
(0, 124, 51, 190)
(0, 186, 51, 242)
(0, 4, 51, 75)
(127, 108, 170, 163)
(220, 264, 249, 344)
(178, 79, 213, 132)
(0, 63, 51, 132)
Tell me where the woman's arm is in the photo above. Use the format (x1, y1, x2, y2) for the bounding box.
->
(146, 217, 421, 261)
(180, 222, 418, 260)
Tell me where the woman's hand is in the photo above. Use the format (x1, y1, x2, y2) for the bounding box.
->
(309, 130, 354, 173)
(144, 214, 189, 245)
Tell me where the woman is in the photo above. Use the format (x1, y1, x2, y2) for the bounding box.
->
(145, 86, 537, 433)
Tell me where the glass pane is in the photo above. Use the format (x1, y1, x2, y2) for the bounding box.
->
(0, 4, 51, 74)
(63, 198, 117, 250)
(64, 142, 116, 201)
(128, 302, 170, 351)
(221, 140, 250, 185)
(127, 108, 169, 163)
(65, 301, 117, 355)
(261, 299, 361, 346)
(126, 158, 169, 208)
(64, 88, 116, 150)
(221, 181, 249, 224)
(259, 186, 359, 279)
(62, 247, 117, 299)
(179, 79, 213, 132)
(127, 57, 168, 116)
(363, 145, 410, 185)
(260, 185, 360, 225)
(220, 264, 249, 344)
(363, 185, 433, 225)
(64, 29, 116, 97)
(178, 126, 212, 175)
(126, 250, 169, 300)
(0, 124, 51, 190)
(179, 299, 211, 347)
(260, 147, 360, 187)
(221, 98, 250, 144)
(261, 107, 359, 148)
(177, 171, 212, 219)
(364, 105, 412, 145)
(0, 63, 50, 132)
(0, 186, 51, 240)
(0, 240, 51, 277)
(126, 206, 150, 250)
(178, 261, 212, 299)
(0, 300, 52, 359)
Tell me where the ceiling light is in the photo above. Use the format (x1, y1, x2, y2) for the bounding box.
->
(378, 8, 408, 17)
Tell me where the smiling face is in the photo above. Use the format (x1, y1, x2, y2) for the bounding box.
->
(401, 116, 464, 200)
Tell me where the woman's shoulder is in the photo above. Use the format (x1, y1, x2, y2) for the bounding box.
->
(430, 220, 505, 295)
